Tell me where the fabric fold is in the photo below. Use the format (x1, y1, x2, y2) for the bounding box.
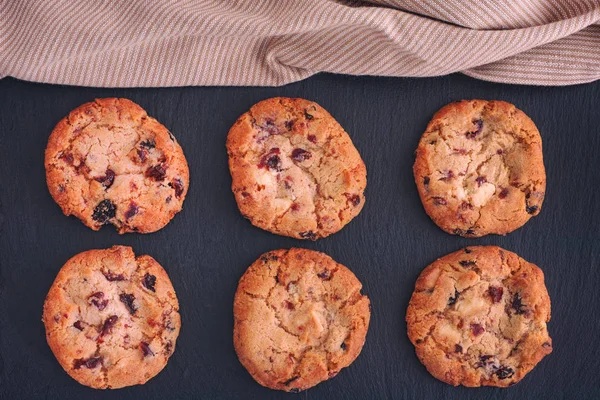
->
(1, 0, 599, 87)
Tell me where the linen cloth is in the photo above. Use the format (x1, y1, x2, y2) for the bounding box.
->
(1, 0, 599, 87)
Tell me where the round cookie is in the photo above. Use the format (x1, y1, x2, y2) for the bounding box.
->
(226, 97, 367, 240)
(42, 246, 180, 389)
(233, 248, 371, 392)
(406, 246, 552, 387)
(413, 100, 545, 237)
(45, 98, 189, 234)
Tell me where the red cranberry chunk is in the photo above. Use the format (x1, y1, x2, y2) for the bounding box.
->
(74, 321, 84, 331)
(488, 286, 504, 303)
(496, 366, 515, 379)
(73, 357, 102, 369)
(475, 176, 487, 187)
(142, 273, 156, 292)
(466, 119, 483, 138)
(145, 163, 168, 181)
(317, 270, 331, 280)
(169, 178, 185, 198)
(140, 342, 155, 357)
(89, 292, 108, 311)
(448, 289, 459, 306)
(94, 169, 115, 188)
(284, 301, 295, 310)
(124, 202, 138, 219)
(345, 194, 361, 207)
(102, 270, 125, 281)
(100, 315, 118, 337)
(291, 148, 312, 162)
(470, 323, 485, 336)
(299, 231, 316, 241)
(119, 293, 137, 315)
(140, 139, 155, 149)
(526, 205, 539, 214)
(498, 188, 509, 199)
(455, 344, 463, 353)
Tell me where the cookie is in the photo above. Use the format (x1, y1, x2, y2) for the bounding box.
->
(42, 246, 180, 389)
(45, 98, 189, 234)
(233, 248, 371, 392)
(413, 100, 545, 237)
(226, 97, 366, 240)
(406, 246, 552, 387)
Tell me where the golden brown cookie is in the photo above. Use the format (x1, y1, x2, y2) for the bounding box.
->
(42, 246, 180, 389)
(413, 100, 545, 237)
(406, 246, 552, 387)
(226, 97, 367, 240)
(233, 248, 371, 392)
(45, 98, 189, 234)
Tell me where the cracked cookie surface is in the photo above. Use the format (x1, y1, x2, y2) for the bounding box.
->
(233, 248, 370, 392)
(45, 98, 189, 234)
(226, 97, 367, 240)
(42, 246, 180, 389)
(413, 100, 545, 237)
(406, 246, 552, 387)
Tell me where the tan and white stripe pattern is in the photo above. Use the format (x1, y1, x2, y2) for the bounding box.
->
(1, 0, 599, 87)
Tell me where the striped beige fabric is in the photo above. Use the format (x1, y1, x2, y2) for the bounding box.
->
(1, 0, 599, 87)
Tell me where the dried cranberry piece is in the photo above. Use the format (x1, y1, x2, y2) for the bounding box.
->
(466, 119, 483, 138)
(488, 286, 503, 303)
(102, 270, 125, 281)
(124, 202, 138, 219)
(476, 355, 493, 368)
(94, 169, 115, 188)
(291, 148, 312, 162)
(341, 342, 347, 350)
(448, 289, 459, 306)
(74, 321, 84, 331)
(92, 200, 116, 224)
(140, 342, 155, 357)
(307, 134, 317, 143)
(464, 248, 472, 254)
(423, 176, 430, 185)
(143, 273, 156, 292)
(73, 357, 102, 369)
(299, 231, 316, 241)
(432, 197, 447, 205)
(285, 120, 294, 130)
(511, 293, 526, 315)
(137, 149, 148, 162)
(145, 163, 168, 181)
(496, 366, 515, 379)
(140, 139, 155, 149)
(459, 260, 476, 267)
(169, 178, 185, 198)
(455, 344, 463, 353)
(89, 292, 108, 311)
(258, 148, 282, 171)
(498, 188, 509, 199)
(284, 301, 295, 310)
(165, 341, 173, 354)
(475, 176, 487, 187)
(119, 293, 137, 315)
(304, 110, 314, 120)
(100, 315, 118, 337)
(59, 153, 74, 164)
(317, 270, 331, 280)
(470, 323, 484, 336)
(344, 194, 361, 207)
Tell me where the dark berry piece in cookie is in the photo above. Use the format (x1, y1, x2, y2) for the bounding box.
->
(124, 202, 138, 219)
(495, 366, 515, 379)
(488, 286, 503, 303)
(169, 178, 185, 198)
(142, 273, 156, 292)
(74, 321, 84, 331)
(74, 357, 102, 369)
(119, 293, 137, 315)
(89, 292, 108, 311)
(466, 119, 483, 138)
(145, 163, 168, 181)
(140, 342, 155, 357)
(102, 270, 125, 281)
(299, 231, 317, 241)
(92, 200, 116, 224)
(100, 315, 118, 337)
(432, 197, 447, 205)
(291, 148, 312, 162)
(470, 323, 484, 336)
(258, 148, 282, 171)
(94, 169, 115, 188)
(140, 139, 155, 149)
(511, 293, 526, 315)
(448, 289, 459, 306)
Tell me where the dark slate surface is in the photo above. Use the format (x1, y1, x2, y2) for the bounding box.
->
(0, 74, 599, 400)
